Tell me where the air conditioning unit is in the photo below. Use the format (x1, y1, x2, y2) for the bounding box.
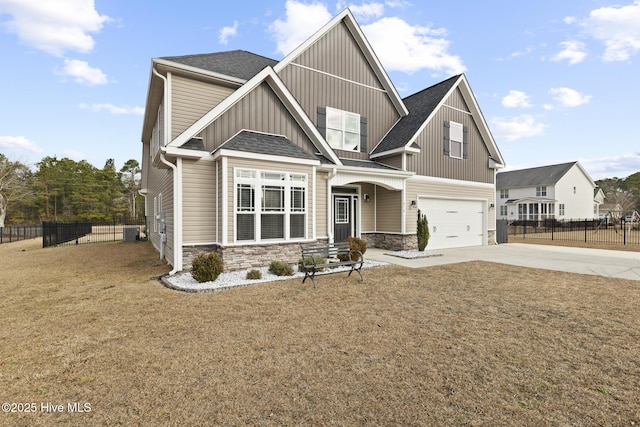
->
(123, 226, 140, 242)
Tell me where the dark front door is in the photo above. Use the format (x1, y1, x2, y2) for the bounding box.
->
(334, 196, 351, 242)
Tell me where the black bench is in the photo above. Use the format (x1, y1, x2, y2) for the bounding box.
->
(299, 241, 364, 289)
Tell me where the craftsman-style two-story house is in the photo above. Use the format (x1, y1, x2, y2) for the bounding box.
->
(140, 9, 505, 272)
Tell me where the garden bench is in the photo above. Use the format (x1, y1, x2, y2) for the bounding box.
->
(299, 241, 364, 289)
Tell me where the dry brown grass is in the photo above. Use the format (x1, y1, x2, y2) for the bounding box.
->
(1, 239, 639, 426)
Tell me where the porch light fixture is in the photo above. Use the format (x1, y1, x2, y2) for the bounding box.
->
(410, 200, 417, 208)
(364, 194, 370, 202)
(490, 203, 495, 208)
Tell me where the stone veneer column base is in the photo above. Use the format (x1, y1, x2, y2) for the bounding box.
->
(361, 233, 417, 251)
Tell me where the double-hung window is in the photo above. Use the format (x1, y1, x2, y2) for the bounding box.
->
(449, 121, 464, 159)
(326, 107, 360, 151)
(235, 169, 307, 242)
(536, 186, 547, 197)
(500, 189, 509, 199)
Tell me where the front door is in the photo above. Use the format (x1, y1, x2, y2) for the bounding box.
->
(334, 196, 351, 242)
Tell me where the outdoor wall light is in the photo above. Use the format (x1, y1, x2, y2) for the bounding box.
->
(490, 203, 495, 208)
(410, 200, 417, 207)
(364, 194, 370, 202)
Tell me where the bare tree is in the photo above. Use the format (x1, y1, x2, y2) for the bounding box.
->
(0, 154, 32, 227)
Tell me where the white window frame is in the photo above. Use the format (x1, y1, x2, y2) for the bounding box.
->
(326, 107, 360, 151)
(449, 121, 464, 159)
(559, 203, 565, 216)
(536, 186, 547, 197)
(234, 168, 308, 242)
(500, 189, 509, 199)
(500, 205, 508, 216)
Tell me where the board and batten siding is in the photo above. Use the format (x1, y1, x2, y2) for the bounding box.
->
(405, 177, 496, 234)
(171, 74, 235, 140)
(406, 87, 494, 183)
(277, 21, 401, 160)
(200, 82, 318, 156)
(224, 158, 320, 244)
(182, 159, 216, 244)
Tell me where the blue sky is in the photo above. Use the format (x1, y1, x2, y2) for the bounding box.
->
(1, 0, 639, 180)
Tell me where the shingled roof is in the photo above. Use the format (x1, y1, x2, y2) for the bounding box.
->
(496, 162, 577, 189)
(219, 130, 318, 160)
(161, 50, 278, 81)
(372, 75, 460, 155)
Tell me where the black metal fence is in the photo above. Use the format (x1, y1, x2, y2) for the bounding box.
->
(508, 218, 640, 246)
(0, 224, 42, 244)
(42, 219, 147, 248)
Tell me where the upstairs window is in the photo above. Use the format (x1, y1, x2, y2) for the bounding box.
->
(326, 107, 361, 151)
(500, 189, 509, 199)
(536, 186, 547, 197)
(443, 121, 468, 159)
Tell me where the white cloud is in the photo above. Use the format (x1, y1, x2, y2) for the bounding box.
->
(219, 21, 238, 45)
(337, 1, 385, 22)
(0, 0, 110, 56)
(363, 17, 466, 75)
(79, 103, 144, 115)
(576, 1, 640, 61)
(0, 135, 42, 154)
(269, 0, 466, 75)
(502, 90, 532, 108)
(491, 115, 547, 142)
(269, 0, 332, 56)
(580, 153, 640, 180)
(551, 40, 587, 65)
(57, 59, 108, 86)
(549, 87, 591, 108)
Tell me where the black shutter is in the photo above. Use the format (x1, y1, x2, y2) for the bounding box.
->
(443, 121, 450, 155)
(463, 126, 468, 159)
(360, 116, 367, 153)
(317, 107, 326, 138)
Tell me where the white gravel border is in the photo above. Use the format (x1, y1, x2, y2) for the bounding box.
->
(161, 259, 389, 293)
(385, 250, 444, 259)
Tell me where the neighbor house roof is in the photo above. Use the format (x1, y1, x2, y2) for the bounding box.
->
(160, 50, 278, 81)
(373, 75, 460, 155)
(496, 162, 577, 189)
(216, 130, 318, 160)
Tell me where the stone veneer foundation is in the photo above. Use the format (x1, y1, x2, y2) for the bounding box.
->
(182, 240, 328, 272)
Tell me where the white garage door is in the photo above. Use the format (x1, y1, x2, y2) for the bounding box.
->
(418, 198, 484, 250)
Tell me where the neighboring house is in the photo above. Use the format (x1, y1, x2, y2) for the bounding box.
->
(496, 161, 603, 222)
(140, 9, 505, 273)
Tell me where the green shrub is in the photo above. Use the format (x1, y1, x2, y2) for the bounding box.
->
(191, 252, 224, 283)
(338, 236, 367, 261)
(417, 208, 430, 251)
(298, 257, 326, 272)
(246, 269, 262, 280)
(268, 261, 294, 276)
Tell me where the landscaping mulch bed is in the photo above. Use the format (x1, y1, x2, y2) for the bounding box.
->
(1, 239, 639, 425)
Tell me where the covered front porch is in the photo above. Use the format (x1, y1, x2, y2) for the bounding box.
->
(324, 163, 416, 250)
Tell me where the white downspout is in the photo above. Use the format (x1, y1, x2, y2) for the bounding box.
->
(153, 66, 181, 275)
(152, 66, 169, 146)
(159, 152, 181, 275)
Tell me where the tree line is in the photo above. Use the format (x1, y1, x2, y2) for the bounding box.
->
(0, 154, 142, 227)
(595, 172, 640, 216)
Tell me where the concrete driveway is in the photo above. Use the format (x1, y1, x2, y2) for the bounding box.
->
(367, 243, 640, 281)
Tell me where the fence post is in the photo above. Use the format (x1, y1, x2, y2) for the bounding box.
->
(584, 219, 587, 243)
